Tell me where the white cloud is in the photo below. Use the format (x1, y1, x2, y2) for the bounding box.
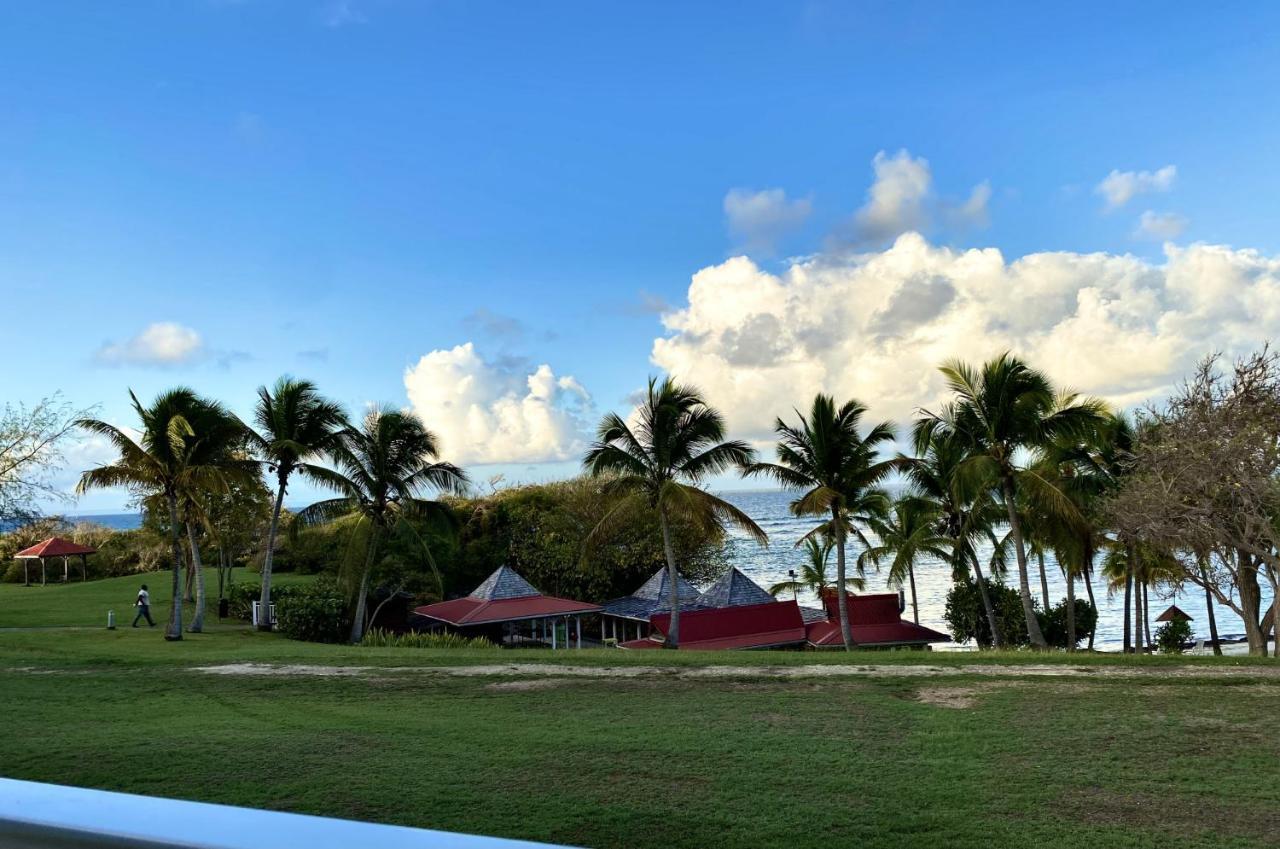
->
(94, 323, 204, 367)
(723, 188, 812, 253)
(853, 150, 933, 243)
(1135, 210, 1189, 241)
(947, 181, 991, 230)
(650, 234, 1280, 441)
(404, 342, 592, 465)
(1095, 165, 1176, 210)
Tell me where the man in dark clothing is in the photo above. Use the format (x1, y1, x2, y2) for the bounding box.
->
(133, 583, 156, 627)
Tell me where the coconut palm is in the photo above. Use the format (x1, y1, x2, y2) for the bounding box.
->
(747, 394, 895, 651)
(76, 389, 245, 640)
(919, 354, 1107, 648)
(294, 407, 467, 643)
(583, 377, 766, 648)
(244, 377, 348, 631)
(859, 496, 952, 625)
(768, 535, 864, 600)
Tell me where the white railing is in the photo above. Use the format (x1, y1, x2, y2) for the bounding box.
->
(0, 778, 567, 849)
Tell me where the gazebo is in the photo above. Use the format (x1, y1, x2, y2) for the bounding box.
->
(1156, 604, 1193, 623)
(599, 567, 704, 644)
(13, 537, 97, 586)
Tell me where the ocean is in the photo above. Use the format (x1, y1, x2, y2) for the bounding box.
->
(74, 494, 1258, 650)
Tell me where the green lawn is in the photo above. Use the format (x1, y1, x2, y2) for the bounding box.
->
(1, 572, 1277, 848)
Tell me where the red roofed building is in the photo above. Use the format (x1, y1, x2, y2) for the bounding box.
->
(412, 565, 601, 649)
(13, 537, 97, 585)
(805, 591, 949, 649)
(619, 600, 808, 651)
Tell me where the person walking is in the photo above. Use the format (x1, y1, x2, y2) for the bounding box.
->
(133, 583, 156, 627)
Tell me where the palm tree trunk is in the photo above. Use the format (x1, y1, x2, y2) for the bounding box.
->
(184, 551, 196, 602)
(832, 505, 853, 651)
(1037, 550, 1050, 612)
(187, 523, 207, 633)
(164, 492, 184, 641)
(1122, 572, 1132, 654)
(1199, 559, 1221, 656)
(1001, 477, 1047, 648)
(1142, 582, 1152, 651)
(1083, 555, 1098, 651)
(348, 527, 380, 644)
(969, 555, 1003, 648)
(658, 508, 680, 649)
(908, 562, 919, 625)
(1065, 569, 1076, 652)
(258, 479, 287, 632)
(1133, 571, 1144, 654)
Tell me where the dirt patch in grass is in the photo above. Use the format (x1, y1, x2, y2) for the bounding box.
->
(1060, 787, 1280, 842)
(485, 678, 578, 692)
(916, 685, 982, 709)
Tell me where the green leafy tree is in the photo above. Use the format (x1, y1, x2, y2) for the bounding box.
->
(294, 407, 467, 643)
(919, 354, 1107, 648)
(860, 497, 951, 624)
(244, 377, 348, 631)
(583, 377, 766, 648)
(768, 535, 863, 599)
(748, 395, 894, 651)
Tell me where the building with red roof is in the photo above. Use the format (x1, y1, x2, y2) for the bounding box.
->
(12, 537, 97, 585)
(804, 591, 950, 649)
(619, 600, 808, 651)
(412, 565, 601, 649)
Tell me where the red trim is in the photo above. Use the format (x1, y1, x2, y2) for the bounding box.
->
(13, 538, 97, 558)
(414, 595, 601, 626)
(644, 600, 807, 650)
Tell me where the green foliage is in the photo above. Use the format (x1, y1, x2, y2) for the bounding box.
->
(359, 628, 497, 649)
(1, 518, 170, 583)
(226, 580, 262, 621)
(1155, 619, 1193, 654)
(945, 579, 1029, 647)
(1039, 597, 1098, 649)
(274, 577, 352, 643)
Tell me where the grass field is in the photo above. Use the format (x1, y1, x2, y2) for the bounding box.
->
(2, 571, 1278, 848)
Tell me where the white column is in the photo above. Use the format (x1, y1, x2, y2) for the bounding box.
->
(576, 617, 582, 649)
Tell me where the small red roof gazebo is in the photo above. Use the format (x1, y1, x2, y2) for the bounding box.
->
(1155, 604, 1193, 623)
(13, 537, 97, 586)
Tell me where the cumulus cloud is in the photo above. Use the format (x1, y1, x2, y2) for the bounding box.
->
(1135, 210, 1189, 240)
(404, 342, 592, 465)
(650, 234, 1280, 441)
(1095, 165, 1176, 210)
(845, 150, 991, 245)
(724, 188, 812, 253)
(94, 322, 204, 367)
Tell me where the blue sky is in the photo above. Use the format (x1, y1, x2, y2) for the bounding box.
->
(4, 1, 1280, 511)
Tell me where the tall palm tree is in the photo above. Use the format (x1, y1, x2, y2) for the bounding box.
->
(295, 407, 467, 643)
(901, 427, 1008, 645)
(77, 389, 243, 640)
(748, 395, 895, 651)
(584, 377, 766, 648)
(768, 535, 864, 599)
(919, 354, 1107, 648)
(859, 496, 951, 625)
(245, 377, 348, 631)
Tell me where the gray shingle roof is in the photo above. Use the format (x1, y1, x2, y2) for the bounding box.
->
(695, 567, 774, 608)
(601, 567, 704, 621)
(470, 565, 539, 600)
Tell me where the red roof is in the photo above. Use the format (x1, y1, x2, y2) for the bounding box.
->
(414, 594, 600, 626)
(806, 592, 949, 647)
(13, 537, 97, 558)
(624, 600, 807, 651)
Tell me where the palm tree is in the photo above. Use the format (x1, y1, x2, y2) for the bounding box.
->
(859, 496, 951, 625)
(244, 377, 348, 631)
(768, 535, 864, 599)
(77, 389, 243, 640)
(295, 406, 467, 643)
(748, 395, 895, 651)
(583, 377, 766, 648)
(920, 354, 1107, 648)
(901, 427, 1008, 646)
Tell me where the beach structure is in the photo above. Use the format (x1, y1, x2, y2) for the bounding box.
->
(1155, 604, 1193, 623)
(621, 599, 809, 651)
(599, 567, 702, 644)
(411, 565, 600, 648)
(805, 590, 950, 649)
(12, 538, 96, 585)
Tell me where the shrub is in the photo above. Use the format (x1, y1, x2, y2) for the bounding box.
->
(226, 581, 262, 621)
(944, 579, 1028, 647)
(359, 628, 497, 650)
(1155, 619, 1193, 654)
(1039, 598, 1099, 649)
(275, 578, 351, 643)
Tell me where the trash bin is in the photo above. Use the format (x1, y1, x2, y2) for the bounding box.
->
(218, 598, 230, 620)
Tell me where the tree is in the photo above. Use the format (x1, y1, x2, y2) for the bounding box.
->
(294, 407, 466, 643)
(860, 496, 951, 624)
(584, 377, 766, 648)
(920, 354, 1107, 648)
(768, 535, 863, 600)
(77, 389, 244, 640)
(1, 394, 93, 526)
(244, 378, 348, 631)
(748, 395, 894, 651)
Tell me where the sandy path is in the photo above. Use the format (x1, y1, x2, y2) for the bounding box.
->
(183, 661, 1280, 681)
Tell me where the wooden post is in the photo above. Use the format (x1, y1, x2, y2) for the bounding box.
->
(23, 561, 29, 586)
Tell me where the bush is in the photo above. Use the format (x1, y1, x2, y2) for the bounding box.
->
(944, 579, 1028, 647)
(226, 581, 262, 621)
(1039, 597, 1099, 649)
(1155, 619, 1193, 654)
(275, 578, 351, 643)
(360, 628, 497, 650)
